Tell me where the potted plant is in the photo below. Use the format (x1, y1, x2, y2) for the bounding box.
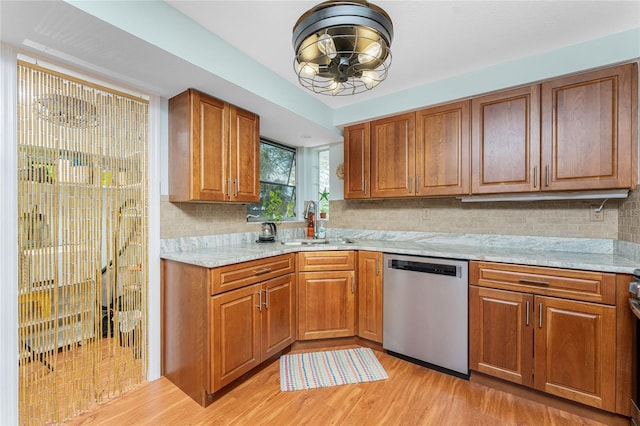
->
(265, 189, 284, 223)
(319, 187, 329, 219)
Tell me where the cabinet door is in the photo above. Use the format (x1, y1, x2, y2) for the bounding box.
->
(370, 112, 415, 198)
(344, 123, 371, 199)
(261, 274, 295, 359)
(210, 285, 261, 391)
(357, 251, 383, 343)
(416, 101, 470, 196)
(541, 64, 636, 191)
(469, 286, 534, 387)
(229, 105, 260, 202)
(297, 271, 355, 340)
(534, 296, 616, 411)
(471, 86, 541, 194)
(193, 91, 229, 201)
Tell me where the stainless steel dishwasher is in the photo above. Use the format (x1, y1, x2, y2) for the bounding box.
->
(383, 254, 468, 378)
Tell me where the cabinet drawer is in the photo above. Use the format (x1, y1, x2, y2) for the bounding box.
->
(211, 254, 294, 295)
(470, 261, 616, 305)
(297, 251, 355, 272)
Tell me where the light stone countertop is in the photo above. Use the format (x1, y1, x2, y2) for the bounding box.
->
(160, 230, 640, 274)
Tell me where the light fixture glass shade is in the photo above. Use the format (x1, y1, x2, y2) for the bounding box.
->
(292, 1, 393, 96)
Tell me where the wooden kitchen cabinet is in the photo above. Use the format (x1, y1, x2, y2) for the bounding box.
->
(357, 251, 383, 343)
(344, 122, 371, 199)
(346, 102, 470, 199)
(297, 251, 355, 340)
(471, 85, 540, 194)
(211, 273, 295, 390)
(162, 253, 294, 407)
(370, 112, 416, 198)
(469, 261, 618, 413)
(541, 63, 637, 191)
(472, 63, 637, 194)
(416, 101, 471, 196)
(168, 88, 260, 202)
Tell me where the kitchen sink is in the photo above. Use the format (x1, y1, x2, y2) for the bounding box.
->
(280, 238, 354, 246)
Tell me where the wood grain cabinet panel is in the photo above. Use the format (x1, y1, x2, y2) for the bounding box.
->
(297, 270, 355, 340)
(416, 101, 471, 196)
(370, 112, 416, 198)
(169, 88, 259, 202)
(469, 286, 533, 387)
(471, 86, 540, 194)
(469, 261, 620, 414)
(541, 63, 637, 191)
(357, 251, 383, 343)
(344, 122, 371, 199)
(534, 296, 616, 412)
(297, 250, 355, 272)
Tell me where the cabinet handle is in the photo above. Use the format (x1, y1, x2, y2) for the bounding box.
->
(363, 180, 367, 195)
(545, 165, 550, 187)
(257, 291, 262, 312)
(538, 302, 543, 328)
(533, 166, 537, 188)
(518, 278, 549, 286)
(415, 176, 419, 194)
(408, 176, 413, 194)
(226, 179, 231, 199)
(525, 301, 530, 326)
(233, 179, 238, 198)
(351, 276, 355, 294)
(375, 258, 380, 276)
(254, 267, 272, 275)
(264, 289, 269, 309)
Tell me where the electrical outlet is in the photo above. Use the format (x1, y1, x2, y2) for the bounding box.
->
(590, 206, 604, 222)
(422, 208, 430, 220)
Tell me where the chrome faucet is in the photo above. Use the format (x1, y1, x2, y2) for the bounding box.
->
(303, 200, 317, 238)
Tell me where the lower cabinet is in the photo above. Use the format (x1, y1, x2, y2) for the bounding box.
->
(297, 251, 355, 340)
(357, 251, 383, 343)
(469, 261, 618, 413)
(211, 273, 295, 390)
(162, 254, 295, 407)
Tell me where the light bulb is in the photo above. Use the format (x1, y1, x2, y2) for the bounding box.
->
(296, 61, 319, 78)
(360, 70, 380, 89)
(317, 33, 337, 59)
(358, 41, 382, 64)
(327, 80, 343, 95)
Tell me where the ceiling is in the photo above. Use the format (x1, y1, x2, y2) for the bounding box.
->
(1, 1, 639, 147)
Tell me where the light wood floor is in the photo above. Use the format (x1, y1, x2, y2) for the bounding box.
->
(66, 343, 613, 426)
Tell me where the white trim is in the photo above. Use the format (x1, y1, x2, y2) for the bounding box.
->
(147, 94, 162, 381)
(0, 42, 19, 426)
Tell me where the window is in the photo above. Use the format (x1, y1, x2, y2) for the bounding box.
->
(318, 148, 330, 217)
(246, 139, 296, 222)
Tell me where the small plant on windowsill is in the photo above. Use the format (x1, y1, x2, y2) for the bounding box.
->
(319, 187, 330, 219)
(265, 189, 284, 223)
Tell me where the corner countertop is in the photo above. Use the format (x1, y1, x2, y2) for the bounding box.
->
(160, 231, 640, 274)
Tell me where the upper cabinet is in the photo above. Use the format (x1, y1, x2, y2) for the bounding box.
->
(345, 103, 470, 199)
(370, 113, 416, 198)
(344, 122, 370, 199)
(416, 101, 470, 196)
(168, 88, 260, 202)
(346, 62, 637, 200)
(472, 86, 540, 194)
(541, 64, 636, 191)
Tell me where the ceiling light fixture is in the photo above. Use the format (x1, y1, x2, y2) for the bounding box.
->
(292, 0, 393, 96)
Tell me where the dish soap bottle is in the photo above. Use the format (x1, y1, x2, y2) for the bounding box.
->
(318, 223, 326, 239)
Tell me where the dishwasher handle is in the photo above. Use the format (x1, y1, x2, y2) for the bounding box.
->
(388, 259, 460, 277)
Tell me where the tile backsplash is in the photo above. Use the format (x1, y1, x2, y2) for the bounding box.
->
(161, 194, 622, 240)
(619, 187, 640, 244)
(326, 197, 619, 239)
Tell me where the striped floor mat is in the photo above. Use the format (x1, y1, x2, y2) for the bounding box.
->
(280, 347, 389, 391)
